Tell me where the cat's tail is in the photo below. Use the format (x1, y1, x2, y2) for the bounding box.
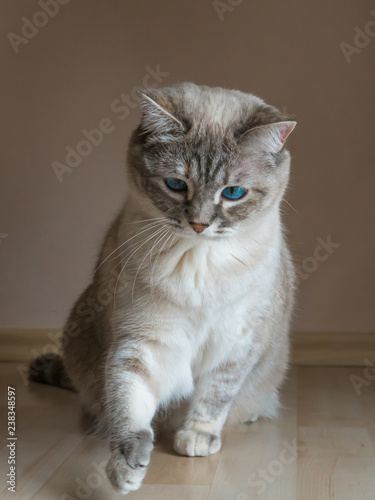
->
(28, 353, 76, 391)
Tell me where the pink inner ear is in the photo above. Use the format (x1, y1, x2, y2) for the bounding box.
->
(240, 120, 296, 154)
(279, 122, 296, 143)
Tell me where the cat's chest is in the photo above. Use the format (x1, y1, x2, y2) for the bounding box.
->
(187, 293, 267, 376)
(150, 237, 277, 373)
(157, 239, 272, 308)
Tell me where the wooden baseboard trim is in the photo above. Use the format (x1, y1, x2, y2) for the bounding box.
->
(0, 329, 61, 363)
(291, 331, 375, 366)
(1, 329, 375, 366)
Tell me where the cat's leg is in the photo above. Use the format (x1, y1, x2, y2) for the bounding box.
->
(104, 348, 156, 493)
(174, 360, 246, 457)
(104, 340, 191, 494)
(226, 331, 290, 426)
(226, 384, 280, 425)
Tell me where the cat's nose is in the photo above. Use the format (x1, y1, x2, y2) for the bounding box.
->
(190, 222, 210, 233)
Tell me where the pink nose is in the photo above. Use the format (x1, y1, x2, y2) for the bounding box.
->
(190, 223, 209, 233)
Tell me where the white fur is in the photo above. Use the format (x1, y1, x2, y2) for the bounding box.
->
(58, 84, 296, 495)
(110, 195, 282, 407)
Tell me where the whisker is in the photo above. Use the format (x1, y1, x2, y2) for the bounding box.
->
(128, 217, 168, 225)
(113, 225, 167, 308)
(94, 222, 163, 275)
(230, 253, 246, 266)
(92, 226, 167, 290)
(150, 231, 174, 297)
(166, 234, 177, 258)
(282, 199, 301, 217)
(107, 222, 163, 264)
(131, 228, 170, 303)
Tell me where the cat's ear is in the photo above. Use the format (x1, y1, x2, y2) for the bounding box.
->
(138, 88, 186, 138)
(239, 121, 296, 154)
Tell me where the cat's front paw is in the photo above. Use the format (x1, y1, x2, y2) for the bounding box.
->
(174, 429, 221, 457)
(106, 430, 153, 494)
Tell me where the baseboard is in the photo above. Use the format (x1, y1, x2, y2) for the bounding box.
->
(0, 329, 61, 363)
(291, 331, 375, 366)
(1, 329, 375, 366)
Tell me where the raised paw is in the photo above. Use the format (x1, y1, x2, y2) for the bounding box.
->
(106, 430, 153, 494)
(174, 429, 221, 457)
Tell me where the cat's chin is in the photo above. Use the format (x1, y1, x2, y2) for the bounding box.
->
(178, 230, 230, 240)
(165, 222, 233, 239)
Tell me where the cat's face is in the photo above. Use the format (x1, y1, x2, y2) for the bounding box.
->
(128, 83, 296, 238)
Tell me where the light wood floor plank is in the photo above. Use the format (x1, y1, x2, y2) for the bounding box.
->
(297, 367, 364, 427)
(1, 364, 375, 498)
(145, 436, 221, 485)
(29, 437, 209, 500)
(297, 366, 375, 499)
(1, 433, 84, 500)
(0, 404, 82, 497)
(0, 363, 81, 498)
(298, 426, 373, 457)
(297, 456, 375, 500)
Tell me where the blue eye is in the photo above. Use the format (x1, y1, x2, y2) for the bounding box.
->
(222, 186, 246, 200)
(166, 178, 187, 192)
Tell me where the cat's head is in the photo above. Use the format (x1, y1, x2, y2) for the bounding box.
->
(127, 83, 296, 238)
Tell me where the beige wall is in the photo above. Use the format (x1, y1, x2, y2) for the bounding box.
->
(1, 0, 374, 332)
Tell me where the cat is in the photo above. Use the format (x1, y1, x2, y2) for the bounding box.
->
(29, 83, 296, 494)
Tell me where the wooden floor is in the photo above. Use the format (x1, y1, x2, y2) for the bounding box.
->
(1, 363, 375, 499)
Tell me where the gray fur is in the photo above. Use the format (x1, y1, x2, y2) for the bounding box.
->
(29, 83, 297, 494)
